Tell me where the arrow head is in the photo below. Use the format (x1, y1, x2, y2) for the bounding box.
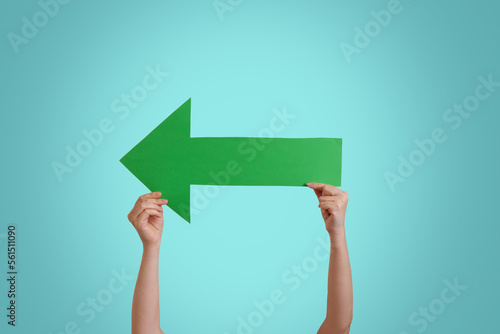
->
(120, 98, 193, 223)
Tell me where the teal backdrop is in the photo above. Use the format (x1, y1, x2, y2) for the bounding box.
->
(1, 0, 499, 333)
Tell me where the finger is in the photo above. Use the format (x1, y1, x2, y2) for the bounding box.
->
(318, 195, 340, 203)
(307, 182, 327, 189)
(136, 209, 163, 224)
(313, 189, 322, 201)
(138, 203, 163, 214)
(307, 183, 342, 196)
(130, 201, 163, 220)
(307, 183, 323, 200)
(145, 198, 169, 206)
(131, 193, 164, 214)
(321, 185, 341, 197)
(318, 202, 337, 214)
(318, 205, 330, 221)
(139, 192, 162, 200)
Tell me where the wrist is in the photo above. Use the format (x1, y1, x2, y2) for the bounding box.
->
(328, 225, 345, 236)
(143, 243, 161, 254)
(328, 228, 346, 246)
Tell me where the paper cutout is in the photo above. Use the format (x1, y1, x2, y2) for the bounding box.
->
(120, 98, 342, 223)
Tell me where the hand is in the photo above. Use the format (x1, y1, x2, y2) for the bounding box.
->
(307, 183, 349, 235)
(127, 192, 169, 249)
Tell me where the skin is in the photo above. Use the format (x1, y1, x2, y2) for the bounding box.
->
(308, 183, 353, 334)
(128, 192, 167, 334)
(128, 183, 352, 334)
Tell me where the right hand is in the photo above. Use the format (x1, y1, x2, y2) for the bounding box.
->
(307, 183, 349, 235)
(127, 192, 168, 249)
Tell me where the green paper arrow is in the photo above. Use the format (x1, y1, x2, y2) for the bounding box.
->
(120, 98, 342, 223)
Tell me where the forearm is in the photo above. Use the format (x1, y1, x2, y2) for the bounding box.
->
(318, 229, 353, 334)
(132, 245, 163, 334)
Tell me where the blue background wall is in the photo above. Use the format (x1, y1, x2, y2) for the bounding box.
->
(1, 0, 499, 333)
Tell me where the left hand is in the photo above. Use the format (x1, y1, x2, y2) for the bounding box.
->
(127, 192, 168, 249)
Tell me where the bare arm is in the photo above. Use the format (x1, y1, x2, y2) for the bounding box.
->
(318, 229, 352, 334)
(132, 245, 164, 334)
(307, 183, 353, 334)
(128, 192, 168, 334)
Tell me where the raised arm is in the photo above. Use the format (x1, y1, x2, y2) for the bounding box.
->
(127, 192, 169, 334)
(307, 183, 353, 334)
